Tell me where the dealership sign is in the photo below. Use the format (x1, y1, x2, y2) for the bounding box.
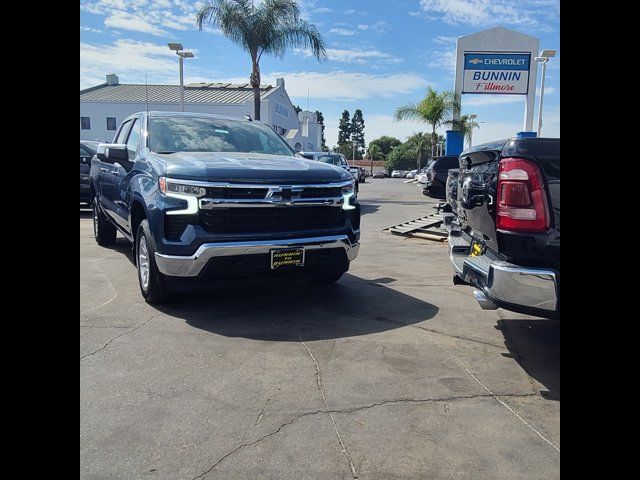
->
(463, 52, 531, 95)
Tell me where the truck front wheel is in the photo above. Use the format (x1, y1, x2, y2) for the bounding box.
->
(136, 219, 169, 304)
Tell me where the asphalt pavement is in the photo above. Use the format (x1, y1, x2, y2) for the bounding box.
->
(80, 178, 560, 479)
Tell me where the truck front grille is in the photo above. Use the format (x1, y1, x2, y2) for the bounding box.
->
(200, 206, 344, 234)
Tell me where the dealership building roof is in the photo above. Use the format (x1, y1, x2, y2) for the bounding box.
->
(80, 75, 275, 104)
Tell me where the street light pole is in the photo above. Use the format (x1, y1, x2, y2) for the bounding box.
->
(535, 49, 556, 137)
(167, 43, 194, 113)
(352, 141, 356, 165)
(179, 55, 184, 111)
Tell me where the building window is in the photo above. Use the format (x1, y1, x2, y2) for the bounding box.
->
(81, 117, 91, 130)
(273, 125, 286, 136)
(106, 117, 117, 131)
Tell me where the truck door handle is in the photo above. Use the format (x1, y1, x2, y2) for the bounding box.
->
(100, 168, 110, 173)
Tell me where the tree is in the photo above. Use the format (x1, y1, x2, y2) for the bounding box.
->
(394, 87, 460, 160)
(368, 136, 401, 158)
(293, 104, 302, 115)
(350, 109, 365, 158)
(337, 110, 351, 146)
(446, 114, 480, 148)
(315, 110, 328, 151)
(384, 142, 418, 173)
(406, 132, 430, 171)
(197, 0, 326, 121)
(333, 144, 353, 157)
(367, 143, 384, 175)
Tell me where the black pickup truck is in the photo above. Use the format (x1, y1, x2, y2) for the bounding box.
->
(447, 137, 560, 319)
(89, 111, 360, 303)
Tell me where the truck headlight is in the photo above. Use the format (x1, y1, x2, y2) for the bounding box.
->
(158, 177, 206, 197)
(342, 181, 356, 210)
(159, 177, 204, 215)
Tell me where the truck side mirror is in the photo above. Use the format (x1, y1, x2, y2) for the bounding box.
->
(96, 143, 128, 164)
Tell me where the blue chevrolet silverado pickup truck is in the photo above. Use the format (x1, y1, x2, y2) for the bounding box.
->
(89, 111, 360, 303)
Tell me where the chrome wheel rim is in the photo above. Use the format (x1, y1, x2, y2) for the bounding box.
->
(93, 203, 98, 239)
(138, 236, 150, 290)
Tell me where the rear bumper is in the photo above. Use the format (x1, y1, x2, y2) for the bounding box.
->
(155, 234, 359, 277)
(449, 232, 559, 318)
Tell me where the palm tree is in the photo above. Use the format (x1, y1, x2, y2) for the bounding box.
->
(394, 87, 460, 159)
(412, 133, 431, 171)
(447, 115, 481, 148)
(367, 143, 384, 175)
(196, 0, 326, 120)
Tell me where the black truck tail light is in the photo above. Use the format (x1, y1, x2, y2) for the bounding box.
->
(496, 157, 549, 232)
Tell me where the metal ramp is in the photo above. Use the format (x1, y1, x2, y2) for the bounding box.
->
(383, 204, 449, 241)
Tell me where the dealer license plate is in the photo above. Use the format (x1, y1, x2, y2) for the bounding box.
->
(270, 248, 305, 269)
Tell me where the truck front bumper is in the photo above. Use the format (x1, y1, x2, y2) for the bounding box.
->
(155, 234, 359, 277)
(449, 233, 559, 318)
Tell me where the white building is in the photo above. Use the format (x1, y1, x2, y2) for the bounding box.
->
(80, 74, 322, 152)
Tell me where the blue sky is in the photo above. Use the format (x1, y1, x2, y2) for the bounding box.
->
(80, 0, 560, 147)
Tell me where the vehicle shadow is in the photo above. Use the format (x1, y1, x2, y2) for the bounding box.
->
(155, 273, 438, 342)
(496, 318, 560, 401)
(360, 203, 380, 215)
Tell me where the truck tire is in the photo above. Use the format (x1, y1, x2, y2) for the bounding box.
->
(93, 199, 116, 246)
(310, 268, 347, 285)
(136, 219, 169, 304)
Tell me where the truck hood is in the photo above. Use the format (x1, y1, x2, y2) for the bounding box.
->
(154, 152, 352, 184)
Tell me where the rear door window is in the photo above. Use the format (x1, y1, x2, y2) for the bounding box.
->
(435, 157, 459, 170)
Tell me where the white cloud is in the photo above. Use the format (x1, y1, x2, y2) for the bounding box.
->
(328, 28, 355, 36)
(104, 11, 170, 36)
(313, 7, 332, 13)
(428, 48, 457, 73)
(215, 71, 431, 102)
(80, 38, 197, 89)
(354, 21, 389, 33)
(82, 0, 198, 35)
(433, 35, 457, 45)
(80, 26, 103, 33)
(408, 11, 422, 16)
(295, 47, 401, 65)
(419, 0, 547, 29)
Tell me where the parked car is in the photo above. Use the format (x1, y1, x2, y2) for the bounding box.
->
(448, 137, 560, 319)
(80, 141, 100, 206)
(422, 156, 459, 199)
(356, 167, 366, 183)
(300, 152, 359, 193)
(406, 169, 418, 179)
(391, 170, 403, 178)
(90, 112, 361, 303)
(373, 171, 387, 178)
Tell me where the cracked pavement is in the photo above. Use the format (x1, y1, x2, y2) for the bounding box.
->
(80, 180, 560, 479)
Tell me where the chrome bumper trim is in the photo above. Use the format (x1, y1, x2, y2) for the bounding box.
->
(463, 257, 558, 312)
(155, 235, 359, 277)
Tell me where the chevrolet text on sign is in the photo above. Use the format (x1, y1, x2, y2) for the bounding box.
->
(463, 52, 531, 95)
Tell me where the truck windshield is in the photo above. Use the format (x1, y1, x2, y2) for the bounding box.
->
(317, 155, 341, 165)
(148, 116, 295, 156)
